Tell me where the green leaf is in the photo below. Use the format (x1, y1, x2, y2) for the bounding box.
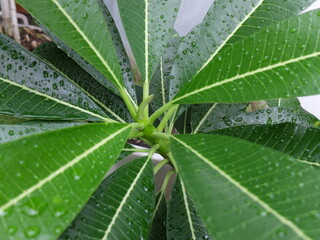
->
(225, 0, 317, 45)
(191, 103, 318, 133)
(171, 134, 320, 239)
(174, 107, 192, 134)
(16, 0, 124, 91)
(34, 42, 132, 123)
(168, 0, 316, 99)
(173, 10, 320, 104)
(150, 31, 183, 112)
(167, 176, 212, 240)
(37, 1, 137, 100)
(117, 0, 181, 83)
(0, 123, 131, 239)
(0, 114, 28, 124)
(267, 98, 302, 109)
(190, 103, 247, 133)
(0, 121, 82, 144)
(114, 143, 135, 164)
(0, 34, 109, 122)
(60, 157, 154, 240)
(212, 123, 320, 164)
(148, 193, 167, 240)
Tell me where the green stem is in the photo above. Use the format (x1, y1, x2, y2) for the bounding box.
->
(119, 88, 138, 119)
(167, 152, 178, 171)
(160, 170, 175, 193)
(147, 144, 160, 160)
(154, 159, 169, 174)
(157, 105, 178, 131)
(149, 101, 175, 125)
(136, 95, 154, 120)
(122, 148, 150, 153)
(152, 132, 171, 140)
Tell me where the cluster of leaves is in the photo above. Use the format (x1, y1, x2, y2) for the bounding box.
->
(1, 0, 320, 239)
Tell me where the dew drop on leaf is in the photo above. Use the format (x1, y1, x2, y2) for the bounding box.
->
(24, 226, 40, 238)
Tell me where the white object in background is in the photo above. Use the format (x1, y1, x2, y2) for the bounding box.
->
(174, 0, 214, 36)
(298, 1, 320, 119)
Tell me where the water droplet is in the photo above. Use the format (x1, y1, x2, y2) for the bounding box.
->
(290, 28, 297, 33)
(7, 225, 17, 234)
(0, 91, 7, 98)
(53, 205, 68, 218)
(29, 61, 37, 67)
(24, 226, 40, 238)
(43, 71, 49, 78)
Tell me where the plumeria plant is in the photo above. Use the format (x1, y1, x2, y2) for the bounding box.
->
(0, 0, 320, 239)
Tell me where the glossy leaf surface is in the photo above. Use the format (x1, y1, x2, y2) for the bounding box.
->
(114, 143, 135, 164)
(168, 0, 316, 99)
(167, 177, 212, 240)
(60, 157, 154, 240)
(267, 98, 302, 109)
(174, 107, 192, 134)
(149, 193, 167, 240)
(16, 0, 124, 90)
(0, 34, 108, 122)
(0, 121, 82, 144)
(37, 1, 137, 99)
(191, 105, 318, 133)
(212, 123, 320, 164)
(118, 0, 181, 83)
(150, 31, 183, 111)
(174, 10, 320, 104)
(34, 42, 132, 123)
(0, 123, 131, 239)
(171, 134, 320, 239)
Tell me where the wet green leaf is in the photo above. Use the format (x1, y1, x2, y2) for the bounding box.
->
(118, 0, 181, 83)
(0, 35, 108, 122)
(34, 42, 132, 123)
(190, 102, 318, 133)
(212, 123, 320, 164)
(149, 193, 167, 240)
(171, 134, 320, 239)
(16, 0, 125, 92)
(36, 0, 137, 100)
(168, 0, 315, 99)
(60, 157, 154, 240)
(0, 121, 82, 144)
(0, 123, 131, 239)
(167, 176, 212, 240)
(174, 10, 320, 104)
